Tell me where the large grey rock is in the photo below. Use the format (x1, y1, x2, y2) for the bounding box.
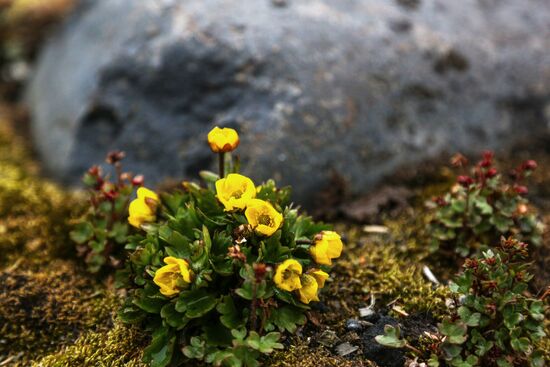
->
(27, 0, 550, 207)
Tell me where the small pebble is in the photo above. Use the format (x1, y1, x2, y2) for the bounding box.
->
(317, 329, 340, 348)
(346, 319, 363, 331)
(335, 342, 359, 357)
(359, 307, 375, 318)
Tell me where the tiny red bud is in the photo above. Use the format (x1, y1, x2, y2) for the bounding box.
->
(106, 150, 126, 164)
(522, 160, 537, 171)
(434, 196, 447, 206)
(457, 175, 474, 187)
(482, 150, 494, 162)
(485, 257, 496, 266)
(480, 160, 492, 168)
(464, 258, 478, 269)
(514, 185, 528, 195)
(88, 165, 101, 176)
(132, 174, 144, 186)
(253, 263, 268, 281)
(485, 168, 498, 178)
(104, 190, 118, 201)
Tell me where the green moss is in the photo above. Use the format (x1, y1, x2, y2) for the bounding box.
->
(35, 322, 148, 367)
(0, 260, 117, 365)
(269, 341, 375, 367)
(0, 123, 82, 268)
(322, 224, 449, 323)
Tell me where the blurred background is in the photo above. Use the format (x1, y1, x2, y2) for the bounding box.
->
(1, 0, 550, 209)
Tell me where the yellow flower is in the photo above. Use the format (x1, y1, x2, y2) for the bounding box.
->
(310, 231, 343, 265)
(128, 187, 159, 228)
(310, 269, 329, 289)
(153, 256, 192, 297)
(215, 174, 256, 211)
(273, 259, 302, 292)
(245, 199, 283, 236)
(297, 270, 328, 304)
(297, 274, 319, 304)
(207, 126, 240, 153)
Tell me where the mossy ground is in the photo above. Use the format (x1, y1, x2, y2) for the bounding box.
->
(0, 115, 549, 366)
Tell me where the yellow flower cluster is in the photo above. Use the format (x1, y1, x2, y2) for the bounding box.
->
(215, 173, 283, 237)
(273, 259, 329, 304)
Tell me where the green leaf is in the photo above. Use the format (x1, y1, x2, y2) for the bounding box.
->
(133, 283, 167, 314)
(451, 199, 466, 213)
(143, 327, 175, 367)
(180, 289, 218, 318)
(246, 332, 283, 354)
(374, 325, 406, 348)
(117, 302, 146, 324)
(473, 197, 493, 215)
(269, 305, 307, 333)
(503, 306, 522, 329)
(70, 222, 94, 244)
(217, 295, 245, 329)
(510, 337, 530, 353)
(490, 215, 514, 233)
(458, 306, 481, 327)
(530, 351, 546, 367)
(160, 302, 189, 329)
(158, 225, 191, 257)
(182, 337, 206, 360)
(438, 319, 467, 344)
(529, 300, 545, 321)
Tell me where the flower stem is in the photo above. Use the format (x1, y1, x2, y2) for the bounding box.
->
(250, 281, 258, 331)
(218, 152, 225, 178)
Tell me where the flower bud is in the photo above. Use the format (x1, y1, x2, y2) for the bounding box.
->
(253, 263, 268, 281)
(88, 165, 101, 177)
(514, 185, 528, 195)
(522, 160, 537, 171)
(485, 168, 497, 178)
(464, 258, 478, 269)
(132, 174, 144, 186)
(457, 175, 474, 187)
(207, 126, 240, 153)
(106, 150, 125, 164)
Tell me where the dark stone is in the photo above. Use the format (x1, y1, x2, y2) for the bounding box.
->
(345, 319, 363, 332)
(26, 0, 550, 208)
(361, 315, 405, 367)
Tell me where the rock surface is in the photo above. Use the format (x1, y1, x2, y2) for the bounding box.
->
(26, 0, 550, 207)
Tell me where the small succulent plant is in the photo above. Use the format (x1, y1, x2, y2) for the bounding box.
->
(429, 151, 543, 257)
(70, 151, 143, 273)
(431, 237, 547, 367)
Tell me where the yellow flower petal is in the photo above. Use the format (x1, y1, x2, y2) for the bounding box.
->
(310, 238, 332, 265)
(245, 199, 283, 236)
(310, 269, 329, 289)
(322, 231, 343, 259)
(297, 274, 319, 304)
(137, 187, 159, 201)
(207, 126, 240, 153)
(215, 174, 256, 211)
(273, 259, 302, 292)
